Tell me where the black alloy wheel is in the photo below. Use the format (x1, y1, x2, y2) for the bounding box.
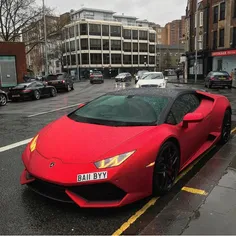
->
(33, 90, 40, 100)
(0, 94, 7, 106)
(219, 109, 231, 145)
(153, 141, 180, 196)
(50, 87, 57, 97)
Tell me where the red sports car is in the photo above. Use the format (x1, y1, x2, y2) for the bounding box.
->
(20, 88, 232, 208)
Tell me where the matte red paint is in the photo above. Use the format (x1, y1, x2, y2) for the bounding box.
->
(20, 90, 231, 208)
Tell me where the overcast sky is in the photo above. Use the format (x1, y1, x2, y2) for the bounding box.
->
(38, 0, 187, 26)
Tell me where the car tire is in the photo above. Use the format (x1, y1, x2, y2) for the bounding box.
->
(90, 81, 93, 84)
(50, 87, 57, 97)
(219, 109, 231, 145)
(66, 84, 71, 92)
(33, 90, 40, 100)
(228, 85, 232, 89)
(0, 94, 7, 106)
(153, 141, 180, 196)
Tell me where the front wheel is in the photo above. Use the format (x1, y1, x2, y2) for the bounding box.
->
(0, 94, 7, 106)
(219, 109, 231, 145)
(50, 87, 57, 97)
(153, 141, 180, 196)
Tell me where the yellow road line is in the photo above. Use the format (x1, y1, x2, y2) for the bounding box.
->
(182, 187, 208, 196)
(112, 128, 236, 236)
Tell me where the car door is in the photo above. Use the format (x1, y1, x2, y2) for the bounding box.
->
(166, 93, 205, 165)
(35, 82, 48, 96)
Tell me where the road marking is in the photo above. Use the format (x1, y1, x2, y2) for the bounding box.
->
(0, 138, 32, 153)
(231, 127, 236, 134)
(182, 187, 208, 196)
(27, 103, 81, 118)
(111, 197, 159, 236)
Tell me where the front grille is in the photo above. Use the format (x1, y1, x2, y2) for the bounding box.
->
(27, 179, 73, 203)
(68, 183, 126, 202)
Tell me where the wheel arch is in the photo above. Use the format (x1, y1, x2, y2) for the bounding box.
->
(166, 137, 181, 158)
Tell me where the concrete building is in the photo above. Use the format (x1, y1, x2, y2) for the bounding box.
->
(62, 8, 157, 78)
(22, 13, 70, 76)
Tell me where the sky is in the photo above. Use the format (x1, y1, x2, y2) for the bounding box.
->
(37, 0, 187, 26)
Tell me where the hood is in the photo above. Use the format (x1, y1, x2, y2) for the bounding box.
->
(137, 79, 165, 86)
(36, 116, 153, 164)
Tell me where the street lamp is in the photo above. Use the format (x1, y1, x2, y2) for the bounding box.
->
(43, 0, 48, 76)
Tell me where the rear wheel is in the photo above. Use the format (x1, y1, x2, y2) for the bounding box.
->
(219, 109, 231, 145)
(153, 141, 180, 196)
(0, 94, 7, 106)
(50, 87, 57, 97)
(33, 90, 40, 100)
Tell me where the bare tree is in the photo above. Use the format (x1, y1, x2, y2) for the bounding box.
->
(0, 0, 42, 41)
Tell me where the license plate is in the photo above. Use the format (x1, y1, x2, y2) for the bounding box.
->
(12, 95, 20, 97)
(77, 171, 108, 182)
(52, 81, 58, 84)
(220, 77, 225, 80)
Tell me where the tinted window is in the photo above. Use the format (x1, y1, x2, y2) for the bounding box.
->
(14, 83, 31, 88)
(68, 95, 169, 126)
(168, 94, 200, 124)
(212, 71, 229, 76)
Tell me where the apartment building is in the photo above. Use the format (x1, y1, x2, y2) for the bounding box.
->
(62, 8, 157, 77)
(185, 0, 236, 80)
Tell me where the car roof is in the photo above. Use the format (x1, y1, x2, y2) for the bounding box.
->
(107, 88, 196, 99)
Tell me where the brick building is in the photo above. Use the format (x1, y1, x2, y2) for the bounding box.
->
(185, 0, 236, 80)
(0, 42, 26, 87)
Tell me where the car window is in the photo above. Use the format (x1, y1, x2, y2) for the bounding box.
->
(35, 82, 43, 87)
(28, 82, 37, 88)
(142, 73, 164, 80)
(167, 94, 200, 125)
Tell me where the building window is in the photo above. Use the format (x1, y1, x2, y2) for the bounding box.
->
(76, 39, 80, 50)
(220, 2, 225, 20)
(199, 12, 203, 27)
(232, 27, 236, 47)
(76, 25, 79, 36)
(158, 29, 162, 33)
(213, 5, 218, 23)
(90, 54, 102, 64)
(139, 31, 148, 40)
(63, 56, 67, 66)
(123, 55, 131, 64)
(80, 24, 88, 35)
(77, 55, 80, 65)
(149, 45, 155, 53)
(111, 54, 121, 64)
(132, 30, 138, 40)
(123, 29, 131, 39)
(123, 42, 131, 52)
(102, 40, 109, 50)
(199, 35, 203, 50)
(103, 13, 112, 21)
(89, 24, 101, 36)
(62, 43, 66, 53)
(133, 43, 138, 52)
(149, 56, 155, 64)
(102, 25, 109, 36)
(81, 53, 89, 64)
(139, 43, 148, 52)
(110, 26, 121, 37)
(149, 33, 156, 42)
(81, 39, 88, 50)
(90, 39, 101, 50)
(69, 27, 75, 38)
(213, 31, 217, 49)
(84, 11, 94, 19)
(70, 41, 75, 51)
(66, 42, 70, 52)
(67, 55, 71, 65)
(219, 28, 224, 47)
(111, 40, 121, 50)
(103, 54, 109, 64)
(133, 55, 138, 64)
(71, 55, 76, 65)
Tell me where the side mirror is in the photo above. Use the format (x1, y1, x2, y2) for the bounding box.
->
(182, 113, 204, 128)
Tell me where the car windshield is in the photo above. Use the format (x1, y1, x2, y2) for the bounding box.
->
(138, 71, 149, 76)
(142, 73, 164, 80)
(92, 71, 102, 75)
(213, 71, 229, 76)
(68, 94, 169, 126)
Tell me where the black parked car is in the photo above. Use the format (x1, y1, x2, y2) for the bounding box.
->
(44, 73, 74, 92)
(204, 71, 232, 89)
(0, 89, 8, 106)
(8, 81, 57, 101)
(115, 73, 132, 82)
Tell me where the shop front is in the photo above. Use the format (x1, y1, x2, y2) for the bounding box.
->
(211, 49, 236, 77)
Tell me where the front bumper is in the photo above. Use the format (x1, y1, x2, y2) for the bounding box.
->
(21, 149, 153, 208)
(9, 92, 33, 100)
(210, 80, 232, 86)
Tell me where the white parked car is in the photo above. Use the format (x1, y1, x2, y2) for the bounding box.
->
(136, 72, 168, 88)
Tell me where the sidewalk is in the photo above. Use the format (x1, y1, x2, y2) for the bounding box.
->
(140, 135, 236, 235)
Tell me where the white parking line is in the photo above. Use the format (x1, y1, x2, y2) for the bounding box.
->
(0, 138, 32, 153)
(27, 103, 81, 118)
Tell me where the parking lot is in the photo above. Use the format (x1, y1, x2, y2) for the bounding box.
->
(1, 79, 236, 235)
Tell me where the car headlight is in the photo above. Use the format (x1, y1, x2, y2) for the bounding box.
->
(136, 84, 140, 88)
(94, 151, 135, 169)
(30, 135, 39, 152)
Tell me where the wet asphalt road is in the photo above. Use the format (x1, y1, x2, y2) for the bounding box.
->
(1, 79, 236, 235)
